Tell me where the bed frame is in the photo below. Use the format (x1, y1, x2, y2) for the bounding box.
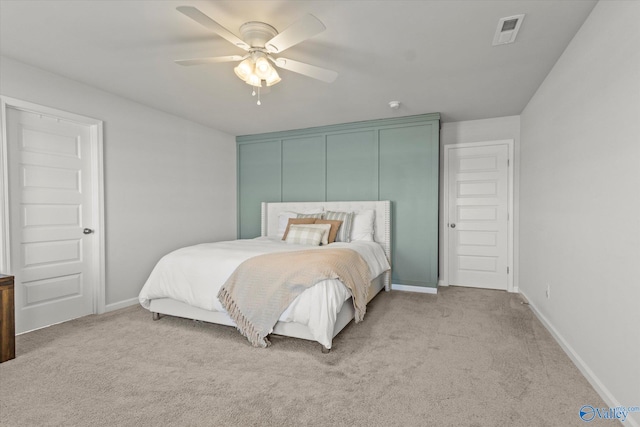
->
(148, 200, 391, 352)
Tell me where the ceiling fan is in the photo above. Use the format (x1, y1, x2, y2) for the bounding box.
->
(174, 6, 338, 101)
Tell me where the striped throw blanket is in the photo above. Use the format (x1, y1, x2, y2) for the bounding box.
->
(217, 248, 371, 348)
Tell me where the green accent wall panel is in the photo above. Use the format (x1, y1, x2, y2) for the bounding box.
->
(238, 141, 281, 238)
(282, 136, 325, 202)
(379, 123, 439, 286)
(237, 113, 440, 288)
(326, 131, 378, 201)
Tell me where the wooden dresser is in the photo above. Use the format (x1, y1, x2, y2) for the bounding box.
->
(0, 274, 15, 363)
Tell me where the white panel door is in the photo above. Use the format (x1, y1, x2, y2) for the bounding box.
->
(447, 144, 509, 290)
(7, 107, 96, 333)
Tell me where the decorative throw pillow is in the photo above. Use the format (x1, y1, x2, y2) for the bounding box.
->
(291, 223, 332, 245)
(282, 218, 317, 240)
(351, 210, 375, 241)
(314, 219, 343, 244)
(297, 213, 324, 219)
(285, 226, 324, 246)
(324, 211, 354, 242)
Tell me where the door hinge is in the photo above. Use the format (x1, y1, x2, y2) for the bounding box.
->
(507, 159, 510, 167)
(507, 266, 510, 274)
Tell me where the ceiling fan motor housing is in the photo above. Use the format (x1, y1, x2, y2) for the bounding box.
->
(239, 21, 278, 49)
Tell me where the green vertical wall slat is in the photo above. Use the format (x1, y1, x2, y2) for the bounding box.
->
(282, 136, 325, 202)
(326, 131, 378, 201)
(238, 141, 282, 238)
(379, 124, 439, 286)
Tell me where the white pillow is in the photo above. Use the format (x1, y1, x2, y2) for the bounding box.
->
(350, 209, 375, 241)
(277, 212, 298, 235)
(277, 209, 324, 236)
(285, 226, 324, 246)
(291, 223, 332, 245)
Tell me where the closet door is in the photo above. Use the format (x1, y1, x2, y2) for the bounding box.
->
(238, 141, 281, 238)
(379, 123, 439, 286)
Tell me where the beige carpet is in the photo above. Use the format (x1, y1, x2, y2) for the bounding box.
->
(0, 286, 608, 426)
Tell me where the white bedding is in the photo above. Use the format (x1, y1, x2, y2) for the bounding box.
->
(139, 236, 390, 347)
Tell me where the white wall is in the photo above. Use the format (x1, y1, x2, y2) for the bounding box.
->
(440, 116, 520, 147)
(439, 116, 521, 288)
(519, 1, 640, 423)
(0, 56, 237, 308)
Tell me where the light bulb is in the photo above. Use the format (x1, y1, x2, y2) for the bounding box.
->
(254, 57, 272, 80)
(246, 73, 262, 87)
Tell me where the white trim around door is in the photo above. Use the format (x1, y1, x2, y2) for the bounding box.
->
(0, 96, 106, 317)
(442, 139, 516, 292)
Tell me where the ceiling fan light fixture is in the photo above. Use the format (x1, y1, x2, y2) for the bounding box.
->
(234, 53, 278, 88)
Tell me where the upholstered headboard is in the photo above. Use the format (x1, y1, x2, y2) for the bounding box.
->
(261, 200, 391, 265)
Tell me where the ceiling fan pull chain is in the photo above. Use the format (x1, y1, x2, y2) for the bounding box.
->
(257, 86, 262, 106)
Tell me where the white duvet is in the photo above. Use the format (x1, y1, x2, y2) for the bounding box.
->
(139, 236, 390, 348)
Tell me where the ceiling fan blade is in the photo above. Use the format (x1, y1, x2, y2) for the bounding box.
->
(273, 58, 338, 83)
(175, 55, 245, 66)
(265, 14, 326, 53)
(176, 6, 249, 50)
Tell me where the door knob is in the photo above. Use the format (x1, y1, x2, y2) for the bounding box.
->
(450, 223, 456, 228)
(83, 228, 94, 235)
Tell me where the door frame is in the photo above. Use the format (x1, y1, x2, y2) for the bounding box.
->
(442, 139, 515, 292)
(0, 96, 106, 315)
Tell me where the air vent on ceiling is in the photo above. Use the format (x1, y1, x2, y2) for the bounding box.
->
(492, 14, 525, 46)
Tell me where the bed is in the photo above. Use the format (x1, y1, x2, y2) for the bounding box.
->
(139, 201, 391, 352)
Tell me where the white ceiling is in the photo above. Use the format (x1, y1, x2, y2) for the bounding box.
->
(0, 0, 597, 136)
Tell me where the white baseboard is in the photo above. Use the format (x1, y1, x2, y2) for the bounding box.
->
(392, 284, 438, 294)
(438, 279, 448, 287)
(520, 290, 639, 427)
(105, 297, 139, 312)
